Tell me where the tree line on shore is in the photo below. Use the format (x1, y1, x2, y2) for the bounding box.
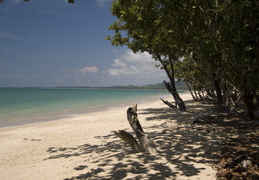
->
(106, 0, 259, 120)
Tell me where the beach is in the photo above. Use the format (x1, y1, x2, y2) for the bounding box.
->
(0, 93, 217, 180)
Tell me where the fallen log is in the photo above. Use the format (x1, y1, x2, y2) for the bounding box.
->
(113, 105, 158, 154)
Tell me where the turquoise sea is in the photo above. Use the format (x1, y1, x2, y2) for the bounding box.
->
(0, 88, 170, 128)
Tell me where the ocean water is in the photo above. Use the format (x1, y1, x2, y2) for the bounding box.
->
(0, 88, 169, 127)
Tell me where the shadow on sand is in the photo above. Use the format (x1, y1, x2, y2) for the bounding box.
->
(44, 101, 234, 180)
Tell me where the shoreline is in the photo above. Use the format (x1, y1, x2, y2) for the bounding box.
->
(0, 92, 217, 180)
(0, 90, 173, 128)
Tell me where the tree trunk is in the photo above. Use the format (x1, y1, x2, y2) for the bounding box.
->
(212, 72, 223, 105)
(242, 89, 255, 120)
(206, 87, 216, 100)
(253, 90, 259, 107)
(222, 80, 230, 107)
(230, 91, 242, 110)
(156, 55, 186, 111)
(185, 81, 198, 101)
(163, 81, 186, 111)
(194, 89, 200, 101)
(114, 105, 158, 154)
(160, 98, 176, 109)
(197, 89, 204, 101)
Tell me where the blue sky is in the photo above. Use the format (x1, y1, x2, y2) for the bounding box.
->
(0, 0, 166, 87)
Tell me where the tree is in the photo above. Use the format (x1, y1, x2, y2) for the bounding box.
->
(106, 0, 188, 111)
(217, 0, 259, 119)
(107, 0, 259, 119)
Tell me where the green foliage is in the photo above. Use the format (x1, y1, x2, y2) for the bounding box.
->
(107, 0, 259, 118)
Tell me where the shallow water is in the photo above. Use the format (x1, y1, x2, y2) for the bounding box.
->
(0, 88, 170, 127)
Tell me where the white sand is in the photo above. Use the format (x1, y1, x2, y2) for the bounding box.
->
(0, 93, 216, 180)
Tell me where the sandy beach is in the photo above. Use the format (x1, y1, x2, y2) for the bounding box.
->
(0, 93, 218, 180)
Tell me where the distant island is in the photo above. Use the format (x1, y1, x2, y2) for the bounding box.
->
(55, 81, 188, 90)
(3, 81, 188, 90)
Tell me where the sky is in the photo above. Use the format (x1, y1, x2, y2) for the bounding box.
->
(0, 0, 166, 87)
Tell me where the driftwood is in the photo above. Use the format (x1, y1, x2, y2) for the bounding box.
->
(113, 130, 142, 152)
(113, 105, 158, 154)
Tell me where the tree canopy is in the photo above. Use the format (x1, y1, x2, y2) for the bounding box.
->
(107, 0, 259, 119)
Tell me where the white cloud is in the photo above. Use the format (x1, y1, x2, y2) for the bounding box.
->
(112, 58, 127, 68)
(121, 50, 153, 63)
(107, 50, 166, 80)
(108, 65, 139, 76)
(78, 66, 99, 74)
(63, 66, 99, 80)
(58, 52, 165, 86)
